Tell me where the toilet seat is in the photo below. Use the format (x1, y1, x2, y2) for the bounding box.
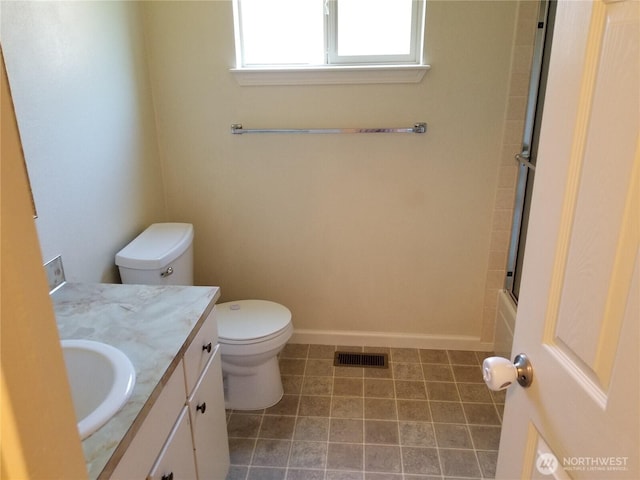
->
(217, 300, 292, 345)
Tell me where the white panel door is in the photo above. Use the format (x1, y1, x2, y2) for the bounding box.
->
(496, 0, 639, 478)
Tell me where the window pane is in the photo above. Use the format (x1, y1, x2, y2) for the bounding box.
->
(337, 0, 414, 56)
(239, 0, 325, 65)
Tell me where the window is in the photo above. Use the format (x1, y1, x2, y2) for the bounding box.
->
(231, 0, 429, 84)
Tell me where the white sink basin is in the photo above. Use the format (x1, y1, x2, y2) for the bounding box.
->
(61, 339, 136, 440)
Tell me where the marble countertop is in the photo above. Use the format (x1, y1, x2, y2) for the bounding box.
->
(52, 282, 220, 480)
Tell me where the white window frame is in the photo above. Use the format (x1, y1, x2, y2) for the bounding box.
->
(231, 0, 430, 86)
(326, 0, 425, 66)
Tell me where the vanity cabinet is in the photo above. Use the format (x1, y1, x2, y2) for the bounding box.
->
(110, 309, 229, 480)
(148, 408, 197, 480)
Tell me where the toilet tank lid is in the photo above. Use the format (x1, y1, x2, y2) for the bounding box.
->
(115, 223, 194, 270)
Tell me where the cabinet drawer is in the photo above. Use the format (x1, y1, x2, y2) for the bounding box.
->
(111, 362, 186, 479)
(188, 349, 229, 480)
(183, 307, 218, 395)
(147, 407, 197, 480)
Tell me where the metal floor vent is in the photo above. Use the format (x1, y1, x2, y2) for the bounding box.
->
(334, 351, 389, 369)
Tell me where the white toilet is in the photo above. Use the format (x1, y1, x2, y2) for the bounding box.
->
(115, 223, 293, 410)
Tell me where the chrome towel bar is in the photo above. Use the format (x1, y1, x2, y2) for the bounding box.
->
(230, 122, 427, 135)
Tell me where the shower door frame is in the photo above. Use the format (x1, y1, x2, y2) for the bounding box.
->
(505, 0, 555, 302)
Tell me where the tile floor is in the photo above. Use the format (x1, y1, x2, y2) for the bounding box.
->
(225, 344, 504, 480)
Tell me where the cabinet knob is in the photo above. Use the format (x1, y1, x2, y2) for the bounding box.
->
(202, 342, 212, 353)
(161, 473, 174, 480)
(196, 402, 207, 414)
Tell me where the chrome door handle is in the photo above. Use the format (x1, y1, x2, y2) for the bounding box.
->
(515, 152, 536, 171)
(482, 353, 533, 390)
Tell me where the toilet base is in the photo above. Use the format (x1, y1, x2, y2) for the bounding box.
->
(222, 355, 284, 410)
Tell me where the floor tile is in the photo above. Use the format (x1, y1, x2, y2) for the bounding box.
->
(280, 358, 306, 375)
(401, 447, 440, 475)
(287, 468, 325, 480)
(419, 349, 449, 364)
(281, 375, 303, 394)
(288, 441, 327, 469)
(294, 416, 330, 441)
(439, 448, 482, 477)
(229, 437, 256, 465)
(364, 398, 397, 420)
(448, 350, 480, 365)
(392, 363, 424, 381)
(398, 421, 436, 447)
(259, 415, 296, 439)
(334, 377, 364, 396)
(364, 420, 399, 445)
(430, 401, 466, 424)
(396, 399, 431, 422)
(394, 381, 427, 400)
(247, 466, 286, 480)
(364, 379, 395, 398)
(426, 382, 460, 402)
(331, 396, 364, 419)
(469, 425, 501, 450)
(463, 403, 501, 425)
(281, 343, 309, 359)
(309, 344, 336, 359)
(326, 470, 364, 480)
(477, 450, 499, 478)
(227, 413, 262, 438)
(303, 376, 334, 396)
(422, 363, 454, 381)
(457, 383, 493, 403)
(433, 423, 473, 449)
(327, 442, 363, 471)
(299, 395, 332, 417)
(252, 439, 291, 467)
(452, 365, 483, 383)
(227, 345, 502, 480)
(364, 445, 402, 473)
(306, 359, 335, 377)
(265, 394, 300, 415)
(330, 418, 364, 443)
(390, 348, 420, 363)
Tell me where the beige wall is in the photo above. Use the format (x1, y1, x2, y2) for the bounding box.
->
(1, 0, 525, 349)
(1, 1, 166, 283)
(144, 1, 518, 347)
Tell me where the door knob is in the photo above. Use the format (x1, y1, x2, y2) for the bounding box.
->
(482, 353, 533, 391)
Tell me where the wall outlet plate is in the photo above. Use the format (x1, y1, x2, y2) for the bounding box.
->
(44, 255, 66, 293)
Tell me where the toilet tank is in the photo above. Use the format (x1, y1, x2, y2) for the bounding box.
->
(115, 223, 194, 286)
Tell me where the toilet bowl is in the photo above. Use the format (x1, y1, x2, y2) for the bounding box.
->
(115, 223, 293, 411)
(217, 300, 293, 410)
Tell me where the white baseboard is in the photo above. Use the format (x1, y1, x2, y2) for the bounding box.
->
(290, 329, 494, 352)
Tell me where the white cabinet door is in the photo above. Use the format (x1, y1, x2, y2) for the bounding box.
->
(188, 348, 230, 480)
(183, 308, 218, 395)
(111, 364, 188, 479)
(148, 407, 197, 480)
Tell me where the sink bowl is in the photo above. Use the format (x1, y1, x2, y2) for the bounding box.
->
(61, 339, 136, 440)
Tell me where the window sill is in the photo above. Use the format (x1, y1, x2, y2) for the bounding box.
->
(230, 64, 431, 86)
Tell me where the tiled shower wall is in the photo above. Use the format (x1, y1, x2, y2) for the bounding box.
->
(481, 0, 539, 343)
